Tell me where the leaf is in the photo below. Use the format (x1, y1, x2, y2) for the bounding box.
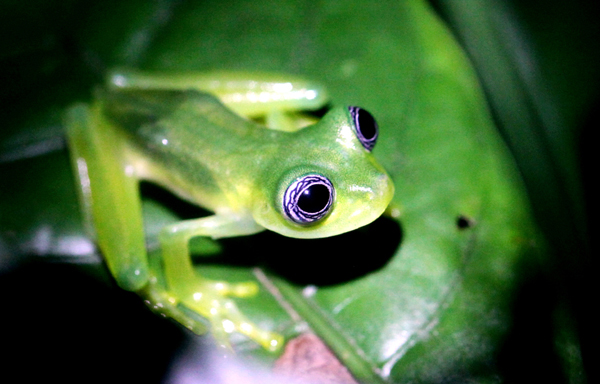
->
(1, 0, 585, 382)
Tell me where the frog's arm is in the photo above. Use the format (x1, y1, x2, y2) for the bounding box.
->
(107, 69, 328, 131)
(156, 214, 282, 350)
(65, 100, 282, 351)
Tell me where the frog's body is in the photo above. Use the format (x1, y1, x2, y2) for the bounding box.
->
(114, 89, 282, 215)
(65, 71, 394, 352)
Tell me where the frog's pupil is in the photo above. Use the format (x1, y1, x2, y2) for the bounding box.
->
(349, 106, 378, 151)
(298, 184, 330, 213)
(358, 109, 377, 140)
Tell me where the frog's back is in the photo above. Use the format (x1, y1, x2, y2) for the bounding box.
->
(100, 88, 279, 209)
(102, 88, 270, 147)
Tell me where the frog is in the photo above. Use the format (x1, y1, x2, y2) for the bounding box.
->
(64, 70, 395, 352)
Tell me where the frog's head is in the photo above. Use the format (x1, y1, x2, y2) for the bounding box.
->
(253, 106, 394, 239)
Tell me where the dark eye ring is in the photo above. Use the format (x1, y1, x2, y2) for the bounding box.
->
(283, 174, 335, 225)
(349, 106, 378, 151)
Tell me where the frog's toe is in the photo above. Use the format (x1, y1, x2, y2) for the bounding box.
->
(247, 325, 284, 352)
(138, 281, 209, 334)
(210, 280, 259, 297)
(211, 302, 283, 352)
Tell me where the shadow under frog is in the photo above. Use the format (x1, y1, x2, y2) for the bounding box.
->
(142, 182, 401, 287)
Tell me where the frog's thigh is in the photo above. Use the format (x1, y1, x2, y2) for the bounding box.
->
(107, 70, 328, 118)
(65, 103, 148, 291)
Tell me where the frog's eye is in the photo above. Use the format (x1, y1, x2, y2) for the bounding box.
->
(349, 106, 378, 151)
(283, 174, 335, 225)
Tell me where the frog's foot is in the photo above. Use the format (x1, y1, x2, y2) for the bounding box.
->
(178, 279, 283, 352)
(139, 278, 283, 352)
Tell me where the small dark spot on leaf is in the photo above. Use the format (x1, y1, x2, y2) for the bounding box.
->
(456, 215, 475, 229)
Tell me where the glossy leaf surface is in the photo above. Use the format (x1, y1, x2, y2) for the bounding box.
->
(2, 0, 589, 382)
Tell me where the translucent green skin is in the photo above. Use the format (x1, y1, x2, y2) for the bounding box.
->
(65, 70, 394, 351)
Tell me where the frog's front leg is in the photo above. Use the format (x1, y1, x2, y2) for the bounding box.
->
(145, 214, 283, 352)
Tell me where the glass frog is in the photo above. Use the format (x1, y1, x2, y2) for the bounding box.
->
(65, 70, 394, 352)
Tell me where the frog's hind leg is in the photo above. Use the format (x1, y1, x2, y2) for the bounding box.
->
(65, 102, 148, 291)
(107, 70, 328, 131)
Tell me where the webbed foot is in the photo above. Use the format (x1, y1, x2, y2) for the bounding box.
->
(139, 277, 283, 352)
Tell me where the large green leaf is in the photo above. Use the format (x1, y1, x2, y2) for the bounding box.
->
(1, 0, 588, 382)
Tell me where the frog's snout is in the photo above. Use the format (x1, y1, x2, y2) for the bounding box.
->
(374, 171, 394, 205)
